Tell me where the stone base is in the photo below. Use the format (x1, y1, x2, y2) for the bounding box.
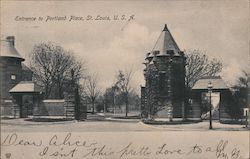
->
(1, 99, 20, 118)
(142, 118, 201, 125)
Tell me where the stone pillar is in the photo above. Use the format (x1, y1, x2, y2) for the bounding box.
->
(11, 97, 20, 118)
(64, 91, 75, 119)
(64, 90, 87, 120)
(32, 94, 45, 117)
(79, 96, 87, 120)
(11, 95, 21, 118)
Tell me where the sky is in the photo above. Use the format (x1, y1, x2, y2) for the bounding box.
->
(1, 0, 249, 93)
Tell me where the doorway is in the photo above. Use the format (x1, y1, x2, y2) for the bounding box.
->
(201, 92, 220, 119)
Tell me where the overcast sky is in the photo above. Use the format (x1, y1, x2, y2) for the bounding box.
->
(1, 0, 249, 93)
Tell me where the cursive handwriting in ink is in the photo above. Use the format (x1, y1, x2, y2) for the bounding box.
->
(1, 133, 42, 147)
(216, 140, 228, 159)
(82, 145, 115, 158)
(117, 142, 151, 158)
(39, 146, 78, 158)
(231, 148, 240, 159)
(49, 133, 97, 147)
(1, 133, 243, 159)
(186, 140, 241, 159)
(188, 144, 203, 154)
(156, 144, 185, 155)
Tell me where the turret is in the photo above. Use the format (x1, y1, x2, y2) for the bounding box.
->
(141, 24, 186, 120)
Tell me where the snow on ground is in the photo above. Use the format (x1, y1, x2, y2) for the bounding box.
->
(1, 117, 248, 132)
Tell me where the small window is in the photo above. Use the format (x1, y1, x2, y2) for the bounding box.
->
(11, 74, 16, 80)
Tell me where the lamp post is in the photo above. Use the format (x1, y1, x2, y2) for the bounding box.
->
(207, 81, 213, 129)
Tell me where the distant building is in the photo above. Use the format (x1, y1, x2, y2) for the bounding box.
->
(0, 36, 42, 118)
(141, 24, 186, 120)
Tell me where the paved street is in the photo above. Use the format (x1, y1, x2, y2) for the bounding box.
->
(1, 114, 249, 132)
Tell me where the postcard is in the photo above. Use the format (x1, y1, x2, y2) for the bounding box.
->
(1, 0, 249, 159)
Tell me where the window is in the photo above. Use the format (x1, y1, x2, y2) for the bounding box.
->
(11, 74, 16, 80)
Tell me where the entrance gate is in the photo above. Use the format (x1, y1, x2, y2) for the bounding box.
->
(191, 77, 231, 121)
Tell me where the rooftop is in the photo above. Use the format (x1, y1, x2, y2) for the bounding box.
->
(147, 24, 182, 58)
(21, 63, 32, 72)
(192, 76, 229, 90)
(9, 81, 43, 93)
(0, 36, 24, 61)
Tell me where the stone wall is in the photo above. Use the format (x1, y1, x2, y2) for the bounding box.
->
(33, 98, 87, 119)
(33, 99, 66, 116)
(0, 57, 23, 100)
(219, 91, 233, 121)
(1, 96, 20, 118)
(0, 99, 19, 118)
(1, 89, 87, 119)
(142, 54, 186, 119)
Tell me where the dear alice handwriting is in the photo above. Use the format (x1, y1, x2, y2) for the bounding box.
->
(1, 133, 241, 159)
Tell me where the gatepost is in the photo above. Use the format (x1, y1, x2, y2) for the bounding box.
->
(243, 108, 249, 128)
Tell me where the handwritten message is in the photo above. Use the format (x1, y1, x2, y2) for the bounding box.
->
(1, 132, 248, 159)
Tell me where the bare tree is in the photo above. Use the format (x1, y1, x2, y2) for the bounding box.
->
(85, 74, 101, 114)
(103, 87, 116, 112)
(185, 50, 223, 88)
(228, 70, 249, 120)
(115, 69, 133, 117)
(30, 42, 85, 99)
(55, 53, 84, 98)
(237, 70, 249, 88)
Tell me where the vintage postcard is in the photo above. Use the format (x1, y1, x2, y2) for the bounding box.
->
(0, 0, 249, 159)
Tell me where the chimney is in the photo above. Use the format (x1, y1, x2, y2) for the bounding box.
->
(6, 36, 15, 46)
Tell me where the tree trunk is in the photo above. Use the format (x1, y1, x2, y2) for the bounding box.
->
(58, 81, 64, 99)
(92, 100, 95, 114)
(45, 83, 51, 99)
(45, 85, 49, 99)
(125, 94, 128, 117)
(75, 87, 80, 120)
(113, 94, 115, 113)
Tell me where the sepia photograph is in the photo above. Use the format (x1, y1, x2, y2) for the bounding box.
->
(1, 0, 249, 159)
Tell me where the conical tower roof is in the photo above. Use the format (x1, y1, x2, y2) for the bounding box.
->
(148, 24, 181, 58)
(0, 36, 24, 61)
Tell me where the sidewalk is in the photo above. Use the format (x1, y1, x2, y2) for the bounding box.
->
(142, 120, 250, 131)
(1, 116, 249, 132)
